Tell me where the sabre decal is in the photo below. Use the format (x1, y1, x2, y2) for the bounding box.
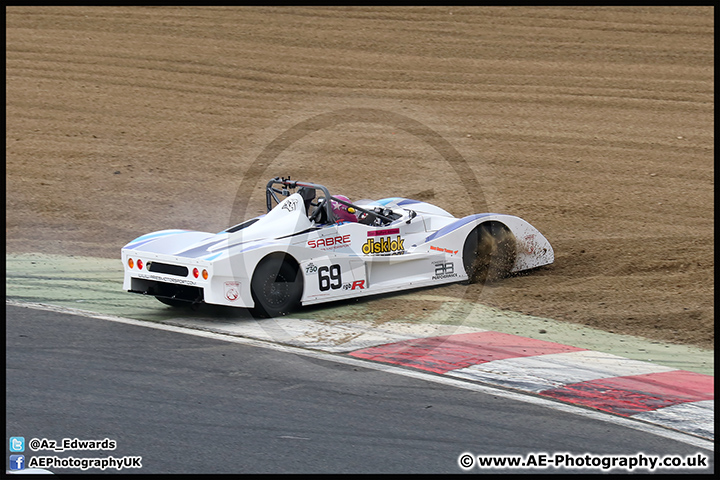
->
(308, 234, 351, 249)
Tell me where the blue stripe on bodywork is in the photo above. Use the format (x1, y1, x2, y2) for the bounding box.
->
(375, 197, 402, 206)
(124, 230, 189, 249)
(424, 213, 495, 243)
(238, 243, 269, 254)
(376, 197, 422, 207)
(204, 252, 223, 261)
(174, 238, 225, 258)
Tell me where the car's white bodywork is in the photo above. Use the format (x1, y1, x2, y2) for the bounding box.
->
(122, 179, 553, 315)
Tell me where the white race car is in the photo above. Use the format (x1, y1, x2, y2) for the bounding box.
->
(122, 177, 553, 316)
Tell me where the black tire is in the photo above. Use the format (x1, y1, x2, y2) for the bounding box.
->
(462, 222, 516, 284)
(250, 254, 303, 317)
(155, 296, 190, 308)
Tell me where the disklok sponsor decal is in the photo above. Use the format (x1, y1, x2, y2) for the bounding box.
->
(362, 234, 405, 255)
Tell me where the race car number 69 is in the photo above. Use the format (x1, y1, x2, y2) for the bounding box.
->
(318, 264, 342, 291)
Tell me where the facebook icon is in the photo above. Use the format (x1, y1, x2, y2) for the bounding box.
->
(9, 455, 25, 471)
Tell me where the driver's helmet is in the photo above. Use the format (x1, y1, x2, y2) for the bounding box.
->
(331, 195, 357, 223)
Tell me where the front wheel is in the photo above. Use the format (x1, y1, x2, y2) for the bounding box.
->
(462, 222, 516, 284)
(250, 254, 303, 317)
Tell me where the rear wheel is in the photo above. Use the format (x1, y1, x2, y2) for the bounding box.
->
(250, 254, 303, 317)
(462, 222, 516, 284)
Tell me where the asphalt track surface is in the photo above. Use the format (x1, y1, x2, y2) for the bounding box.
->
(6, 305, 713, 474)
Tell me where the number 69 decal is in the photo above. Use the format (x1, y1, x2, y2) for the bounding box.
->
(318, 264, 342, 291)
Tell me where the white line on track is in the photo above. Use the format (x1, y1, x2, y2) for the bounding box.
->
(7, 299, 714, 452)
